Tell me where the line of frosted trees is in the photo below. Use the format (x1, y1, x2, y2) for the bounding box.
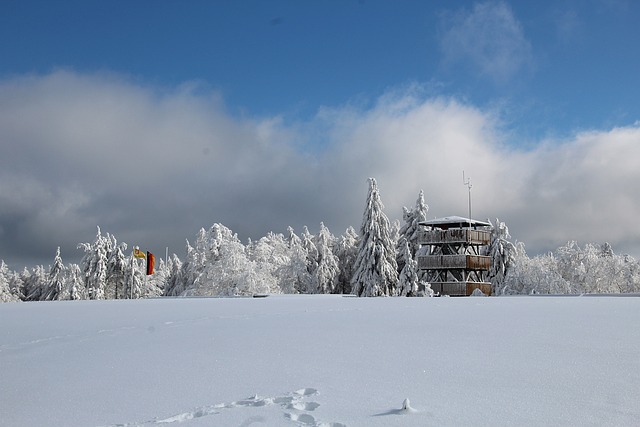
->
(2, 178, 640, 302)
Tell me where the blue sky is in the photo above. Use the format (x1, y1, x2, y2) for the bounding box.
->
(1, 0, 640, 267)
(4, 0, 639, 136)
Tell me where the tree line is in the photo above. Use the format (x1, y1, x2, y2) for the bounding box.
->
(2, 178, 640, 302)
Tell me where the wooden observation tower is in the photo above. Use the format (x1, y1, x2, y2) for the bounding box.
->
(417, 216, 492, 296)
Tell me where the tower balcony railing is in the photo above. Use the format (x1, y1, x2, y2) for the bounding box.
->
(417, 254, 491, 271)
(418, 229, 491, 246)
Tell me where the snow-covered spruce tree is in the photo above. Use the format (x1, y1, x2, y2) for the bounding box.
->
(351, 178, 398, 297)
(500, 243, 569, 295)
(78, 227, 108, 300)
(335, 227, 359, 294)
(624, 255, 640, 293)
(397, 239, 419, 296)
(314, 223, 340, 294)
(0, 260, 19, 302)
(486, 218, 518, 294)
(286, 227, 314, 294)
(173, 228, 211, 295)
(24, 265, 47, 301)
(13, 267, 30, 301)
(553, 241, 639, 294)
(42, 247, 65, 301)
(65, 263, 87, 300)
(175, 223, 233, 296)
(246, 232, 286, 294)
(122, 254, 146, 299)
(145, 257, 165, 297)
(197, 224, 270, 296)
(163, 254, 184, 296)
(300, 226, 320, 294)
(194, 224, 238, 296)
(176, 240, 201, 295)
(106, 235, 128, 299)
(252, 231, 291, 294)
(396, 190, 429, 274)
(608, 255, 640, 293)
(7, 269, 24, 301)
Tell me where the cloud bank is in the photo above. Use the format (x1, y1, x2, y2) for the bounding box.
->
(1, 71, 639, 267)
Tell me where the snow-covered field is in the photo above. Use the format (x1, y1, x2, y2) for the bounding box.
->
(1, 295, 639, 426)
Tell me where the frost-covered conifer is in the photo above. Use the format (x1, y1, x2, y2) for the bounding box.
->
(197, 225, 259, 296)
(335, 227, 359, 294)
(286, 227, 313, 294)
(163, 254, 184, 296)
(145, 257, 165, 297)
(397, 239, 419, 296)
(65, 263, 86, 300)
(24, 265, 47, 301)
(122, 254, 145, 299)
(249, 231, 301, 294)
(78, 227, 108, 300)
(175, 228, 209, 292)
(14, 267, 30, 301)
(314, 223, 340, 294)
(177, 240, 201, 294)
(351, 178, 398, 297)
(396, 190, 429, 273)
(42, 247, 65, 301)
(245, 232, 281, 293)
(106, 236, 128, 299)
(0, 261, 19, 302)
(501, 243, 569, 295)
(486, 218, 517, 294)
(300, 226, 319, 294)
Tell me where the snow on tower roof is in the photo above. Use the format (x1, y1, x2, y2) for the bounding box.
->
(419, 216, 491, 229)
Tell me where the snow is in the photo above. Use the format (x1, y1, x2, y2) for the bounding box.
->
(1, 295, 639, 426)
(419, 216, 492, 228)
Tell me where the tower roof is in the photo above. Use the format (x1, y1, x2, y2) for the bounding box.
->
(419, 216, 491, 229)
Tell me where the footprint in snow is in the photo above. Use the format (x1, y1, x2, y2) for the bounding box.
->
(287, 401, 320, 411)
(102, 387, 344, 427)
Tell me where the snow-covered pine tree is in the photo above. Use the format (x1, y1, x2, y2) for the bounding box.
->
(24, 265, 47, 301)
(122, 252, 145, 299)
(78, 227, 108, 300)
(42, 247, 65, 301)
(174, 228, 210, 294)
(145, 257, 165, 297)
(0, 260, 19, 302)
(286, 227, 313, 294)
(7, 269, 24, 301)
(176, 240, 200, 295)
(300, 226, 319, 294)
(14, 267, 30, 301)
(335, 227, 359, 294)
(397, 238, 419, 296)
(245, 232, 283, 294)
(163, 254, 184, 296)
(486, 218, 517, 294)
(314, 223, 340, 294)
(65, 263, 86, 300)
(396, 190, 429, 273)
(106, 235, 128, 299)
(197, 224, 257, 296)
(351, 178, 398, 297)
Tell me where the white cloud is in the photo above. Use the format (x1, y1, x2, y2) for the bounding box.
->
(1, 71, 639, 267)
(438, 1, 533, 82)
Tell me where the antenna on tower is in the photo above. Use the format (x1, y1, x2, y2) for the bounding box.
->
(463, 170, 472, 221)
